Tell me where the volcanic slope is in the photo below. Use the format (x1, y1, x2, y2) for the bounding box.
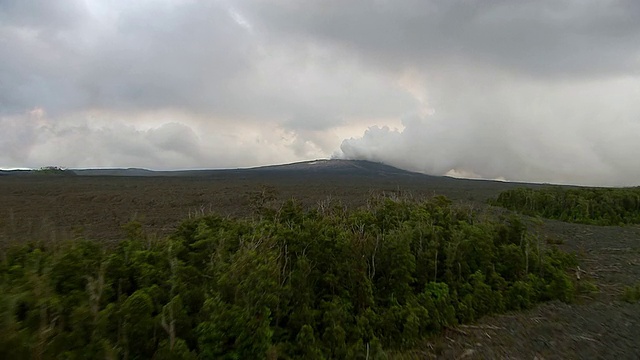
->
(71, 159, 432, 177)
(1, 159, 529, 242)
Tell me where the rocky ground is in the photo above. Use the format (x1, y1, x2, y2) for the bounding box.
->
(429, 221, 640, 360)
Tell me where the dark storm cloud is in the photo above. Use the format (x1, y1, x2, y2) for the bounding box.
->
(0, 1, 255, 116)
(0, 0, 86, 30)
(241, 0, 640, 78)
(1, 0, 640, 185)
(0, 0, 414, 121)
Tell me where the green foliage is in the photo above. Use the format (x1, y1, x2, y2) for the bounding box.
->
(621, 283, 640, 303)
(491, 186, 640, 225)
(576, 280, 599, 297)
(0, 197, 577, 358)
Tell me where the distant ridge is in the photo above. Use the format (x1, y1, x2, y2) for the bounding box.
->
(73, 168, 158, 176)
(252, 159, 419, 176)
(9, 159, 424, 178)
(0, 168, 77, 177)
(0, 161, 538, 187)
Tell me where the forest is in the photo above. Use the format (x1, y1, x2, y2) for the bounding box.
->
(491, 187, 640, 225)
(0, 195, 578, 359)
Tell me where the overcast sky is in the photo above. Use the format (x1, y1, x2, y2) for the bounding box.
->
(1, 0, 639, 185)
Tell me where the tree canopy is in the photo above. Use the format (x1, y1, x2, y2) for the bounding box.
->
(491, 187, 640, 225)
(0, 196, 577, 359)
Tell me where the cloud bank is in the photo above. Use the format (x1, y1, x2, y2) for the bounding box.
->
(1, 0, 640, 185)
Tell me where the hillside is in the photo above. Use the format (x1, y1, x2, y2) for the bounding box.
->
(68, 159, 424, 177)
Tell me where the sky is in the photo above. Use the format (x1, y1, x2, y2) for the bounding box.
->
(1, 0, 640, 186)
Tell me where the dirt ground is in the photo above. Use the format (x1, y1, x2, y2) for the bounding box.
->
(0, 170, 525, 244)
(0, 169, 638, 359)
(432, 220, 640, 360)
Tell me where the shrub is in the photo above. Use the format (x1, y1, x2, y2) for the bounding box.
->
(0, 196, 577, 358)
(622, 283, 640, 303)
(491, 186, 640, 225)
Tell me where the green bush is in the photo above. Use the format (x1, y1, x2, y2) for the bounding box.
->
(491, 186, 640, 225)
(622, 283, 640, 303)
(0, 197, 577, 358)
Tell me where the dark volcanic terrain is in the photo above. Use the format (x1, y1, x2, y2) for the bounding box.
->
(1, 159, 638, 358)
(0, 160, 529, 243)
